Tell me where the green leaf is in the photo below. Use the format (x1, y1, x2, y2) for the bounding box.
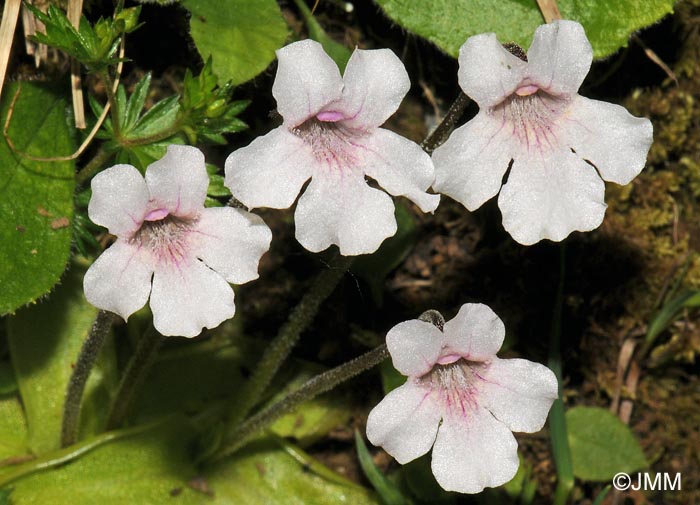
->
(645, 289, 700, 346)
(0, 83, 75, 315)
(566, 406, 647, 481)
(293, 0, 352, 71)
(374, 0, 674, 59)
(181, 0, 288, 85)
(268, 361, 354, 447)
(205, 438, 379, 505)
(7, 264, 117, 455)
(7, 420, 203, 504)
(0, 362, 17, 396)
(0, 395, 28, 460)
(355, 431, 409, 505)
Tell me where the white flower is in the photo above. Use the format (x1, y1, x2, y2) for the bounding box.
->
(224, 40, 439, 256)
(366, 304, 558, 494)
(83, 145, 272, 338)
(432, 20, 653, 245)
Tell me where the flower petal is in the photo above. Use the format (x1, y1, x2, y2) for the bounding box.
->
(83, 240, 153, 320)
(361, 128, 439, 212)
(272, 39, 344, 128)
(294, 173, 397, 255)
(457, 33, 527, 108)
(431, 408, 519, 494)
(366, 382, 441, 464)
(191, 207, 272, 285)
(386, 320, 445, 377)
(145, 145, 208, 219)
(498, 149, 606, 245)
(150, 259, 235, 337)
(478, 357, 558, 433)
(563, 96, 653, 185)
(526, 20, 592, 95)
(432, 111, 514, 210)
(224, 127, 315, 210)
(88, 164, 149, 237)
(334, 48, 410, 130)
(442, 303, 505, 361)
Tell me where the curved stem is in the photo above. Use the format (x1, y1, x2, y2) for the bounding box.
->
(61, 310, 114, 447)
(99, 70, 121, 139)
(212, 344, 388, 461)
(549, 244, 574, 505)
(421, 91, 470, 154)
(223, 254, 354, 432)
(75, 146, 113, 186)
(0, 417, 172, 488)
(105, 325, 162, 430)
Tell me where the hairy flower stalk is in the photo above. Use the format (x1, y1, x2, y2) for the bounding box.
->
(213, 344, 389, 461)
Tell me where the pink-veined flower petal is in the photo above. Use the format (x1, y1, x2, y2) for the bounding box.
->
(366, 381, 441, 464)
(150, 258, 236, 338)
(224, 127, 315, 210)
(83, 240, 153, 320)
(386, 320, 445, 377)
(273, 39, 344, 128)
(442, 303, 506, 362)
(294, 173, 397, 255)
(432, 111, 515, 210)
(498, 149, 606, 245)
(457, 33, 527, 108)
(431, 408, 519, 494)
(88, 164, 149, 237)
(360, 128, 440, 213)
(478, 357, 559, 433)
(192, 207, 272, 285)
(145, 145, 208, 218)
(526, 20, 593, 95)
(334, 48, 410, 130)
(563, 96, 653, 185)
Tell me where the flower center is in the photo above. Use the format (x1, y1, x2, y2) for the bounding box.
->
(130, 215, 195, 267)
(292, 118, 362, 172)
(419, 359, 487, 417)
(496, 90, 568, 154)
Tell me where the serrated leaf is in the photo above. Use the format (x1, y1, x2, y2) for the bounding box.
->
(129, 95, 180, 138)
(0, 83, 75, 315)
(207, 174, 232, 198)
(566, 406, 647, 481)
(7, 264, 117, 455)
(124, 73, 152, 131)
(181, 0, 288, 85)
(374, 0, 674, 59)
